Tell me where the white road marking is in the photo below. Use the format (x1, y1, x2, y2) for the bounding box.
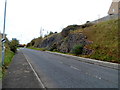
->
(23, 53, 45, 88)
(70, 65, 103, 80)
(70, 66, 79, 71)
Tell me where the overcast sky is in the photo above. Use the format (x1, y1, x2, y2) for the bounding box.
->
(0, 0, 112, 44)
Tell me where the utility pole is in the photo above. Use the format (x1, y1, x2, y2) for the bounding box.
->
(1, 0, 7, 65)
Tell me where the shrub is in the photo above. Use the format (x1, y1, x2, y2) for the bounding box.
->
(72, 44, 84, 55)
(9, 39, 19, 53)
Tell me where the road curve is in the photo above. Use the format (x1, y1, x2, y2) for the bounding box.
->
(21, 48, 118, 88)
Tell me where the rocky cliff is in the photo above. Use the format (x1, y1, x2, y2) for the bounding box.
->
(27, 19, 119, 63)
(27, 23, 93, 54)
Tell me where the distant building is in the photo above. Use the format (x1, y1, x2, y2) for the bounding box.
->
(108, 0, 120, 15)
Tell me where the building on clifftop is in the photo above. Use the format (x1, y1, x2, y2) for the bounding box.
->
(108, 0, 120, 15)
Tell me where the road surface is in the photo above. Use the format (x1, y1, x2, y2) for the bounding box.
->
(21, 48, 118, 88)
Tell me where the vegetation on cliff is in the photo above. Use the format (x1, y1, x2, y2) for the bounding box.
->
(27, 19, 120, 63)
(75, 19, 119, 63)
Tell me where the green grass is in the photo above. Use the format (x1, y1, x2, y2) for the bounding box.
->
(27, 19, 120, 63)
(28, 47, 46, 51)
(55, 19, 119, 63)
(1, 40, 15, 79)
(2, 48, 14, 78)
(4, 49, 14, 66)
(28, 47, 77, 57)
(73, 19, 119, 63)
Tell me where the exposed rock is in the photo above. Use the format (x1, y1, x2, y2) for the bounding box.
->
(58, 33, 92, 53)
(28, 25, 93, 55)
(61, 25, 82, 37)
(36, 32, 92, 54)
(61, 24, 93, 37)
(38, 34, 63, 49)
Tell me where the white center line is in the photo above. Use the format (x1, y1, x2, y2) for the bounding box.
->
(70, 65, 103, 80)
(70, 66, 79, 71)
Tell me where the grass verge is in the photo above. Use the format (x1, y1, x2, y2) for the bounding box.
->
(28, 47, 46, 51)
(28, 46, 119, 64)
(1, 48, 14, 79)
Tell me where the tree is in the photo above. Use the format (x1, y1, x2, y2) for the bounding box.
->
(9, 39, 19, 53)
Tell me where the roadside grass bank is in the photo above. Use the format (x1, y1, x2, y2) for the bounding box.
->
(28, 47, 46, 51)
(2, 38, 19, 78)
(4, 49, 14, 66)
(27, 19, 120, 64)
(81, 19, 120, 63)
(2, 49, 14, 77)
(27, 47, 119, 65)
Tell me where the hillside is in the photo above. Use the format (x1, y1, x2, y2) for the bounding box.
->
(27, 19, 120, 63)
(74, 19, 119, 63)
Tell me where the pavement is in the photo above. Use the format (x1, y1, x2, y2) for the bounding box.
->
(2, 50, 42, 88)
(21, 48, 119, 88)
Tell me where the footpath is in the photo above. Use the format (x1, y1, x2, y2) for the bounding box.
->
(2, 50, 41, 89)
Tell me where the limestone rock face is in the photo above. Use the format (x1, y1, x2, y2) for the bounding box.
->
(30, 24, 94, 55)
(61, 25, 82, 37)
(37, 32, 92, 54)
(58, 33, 92, 53)
(38, 34, 63, 49)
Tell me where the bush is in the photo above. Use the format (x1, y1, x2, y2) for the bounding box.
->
(9, 39, 19, 53)
(9, 45, 16, 53)
(72, 44, 84, 55)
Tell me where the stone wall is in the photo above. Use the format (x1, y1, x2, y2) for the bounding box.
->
(92, 14, 120, 24)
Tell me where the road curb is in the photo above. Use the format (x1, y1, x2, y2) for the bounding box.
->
(46, 51, 119, 70)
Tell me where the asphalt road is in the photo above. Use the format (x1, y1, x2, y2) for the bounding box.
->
(21, 48, 118, 88)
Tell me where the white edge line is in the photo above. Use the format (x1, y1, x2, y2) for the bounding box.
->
(23, 53, 45, 88)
